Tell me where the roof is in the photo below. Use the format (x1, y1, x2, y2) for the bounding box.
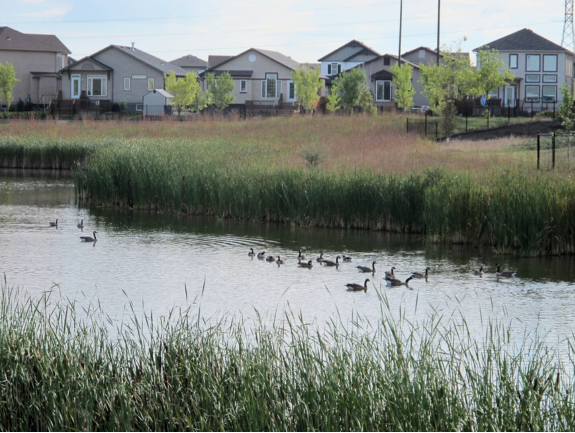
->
(370, 70, 394, 80)
(111, 45, 188, 75)
(207, 55, 233, 69)
(211, 70, 253, 77)
(202, 48, 301, 76)
(0, 26, 70, 54)
(170, 54, 207, 68)
(318, 39, 380, 62)
(60, 56, 113, 72)
(402, 46, 438, 57)
(361, 54, 420, 69)
(146, 89, 173, 98)
(474, 28, 572, 53)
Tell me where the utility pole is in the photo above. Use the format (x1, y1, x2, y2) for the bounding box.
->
(562, 0, 575, 52)
(437, 0, 441, 65)
(398, 0, 403, 66)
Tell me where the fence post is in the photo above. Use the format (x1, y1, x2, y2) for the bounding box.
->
(537, 132, 540, 170)
(465, 107, 468, 132)
(552, 132, 556, 169)
(424, 111, 428, 136)
(406, 117, 409, 134)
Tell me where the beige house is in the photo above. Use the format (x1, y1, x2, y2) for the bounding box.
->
(0, 26, 70, 108)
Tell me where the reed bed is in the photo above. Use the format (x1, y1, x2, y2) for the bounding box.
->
(0, 282, 574, 431)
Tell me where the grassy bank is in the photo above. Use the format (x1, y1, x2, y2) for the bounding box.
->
(0, 283, 573, 431)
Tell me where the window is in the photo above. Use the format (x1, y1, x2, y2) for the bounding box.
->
(419, 49, 426, 59)
(567, 62, 573, 77)
(287, 80, 296, 101)
(542, 85, 557, 102)
(488, 88, 499, 98)
(375, 80, 391, 101)
(543, 74, 557, 83)
(525, 85, 540, 100)
(136, 104, 143, 112)
(124, 77, 130, 91)
(383, 56, 391, 66)
(525, 74, 540, 83)
(240, 80, 247, 93)
(509, 54, 518, 69)
(148, 78, 154, 91)
(261, 73, 277, 98)
(526, 54, 540, 72)
(328, 63, 340, 75)
(543, 54, 558, 72)
(87, 76, 107, 96)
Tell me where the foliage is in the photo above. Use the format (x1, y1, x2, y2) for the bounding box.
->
(358, 88, 377, 115)
(300, 146, 326, 167)
(206, 72, 234, 112)
(190, 87, 210, 113)
(325, 83, 340, 113)
(474, 48, 514, 100)
(391, 62, 415, 111)
(557, 82, 574, 132)
(334, 68, 368, 113)
(0, 62, 19, 110)
(291, 64, 322, 114)
(164, 71, 200, 119)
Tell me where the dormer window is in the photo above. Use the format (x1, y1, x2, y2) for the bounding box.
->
(383, 56, 391, 66)
(328, 63, 341, 75)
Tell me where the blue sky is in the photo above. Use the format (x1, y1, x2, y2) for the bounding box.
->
(1, 0, 568, 63)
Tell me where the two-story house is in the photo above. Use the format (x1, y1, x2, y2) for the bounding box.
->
(474, 28, 575, 111)
(0, 26, 70, 108)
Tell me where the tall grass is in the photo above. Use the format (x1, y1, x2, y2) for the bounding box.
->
(0, 281, 574, 431)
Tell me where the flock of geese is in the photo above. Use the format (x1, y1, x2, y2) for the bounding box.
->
(49, 218, 98, 243)
(248, 248, 518, 293)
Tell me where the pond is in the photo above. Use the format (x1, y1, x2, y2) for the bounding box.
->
(1, 171, 575, 350)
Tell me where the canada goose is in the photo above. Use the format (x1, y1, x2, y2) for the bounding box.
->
(472, 266, 484, 276)
(298, 250, 307, 261)
(298, 260, 313, 269)
(80, 231, 97, 242)
(346, 278, 370, 292)
(276, 255, 285, 265)
(266, 255, 277, 262)
(316, 252, 325, 263)
(77, 219, 84, 229)
(248, 248, 256, 257)
(384, 266, 396, 279)
(386, 276, 414, 287)
(257, 251, 266, 260)
(323, 255, 341, 267)
(496, 264, 517, 278)
(412, 267, 430, 279)
(343, 255, 352, 262)
(49, 219, 58, 227)
(357, 261, 376, 273)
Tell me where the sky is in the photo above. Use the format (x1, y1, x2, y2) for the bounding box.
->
(0, 0, 569, 64)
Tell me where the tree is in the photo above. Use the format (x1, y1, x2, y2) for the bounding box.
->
(325, 83, 340, 113)
(0, 62, 19, 110)
(474, 48, 514, 102)
(164, 71, 200, 119)
(291, 64, 322, 114)
(558, 83, 574, 132)
(190, 87, 210, 113)
(391, 62, 415, 111)
(206, 72, 234, 112)
(358, 89, 377, 115)
(335, 68, 368, 113)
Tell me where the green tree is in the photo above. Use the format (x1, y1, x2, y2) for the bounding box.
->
(291, 64, 322, 114)
(190, 87, 210, 113)
(391, 62, 415, 111)
(358, 88, 376, 115)
(164, 71, 200, 119)
(335, 68, 368, 113)
(474, 48, 514, 100)
(206, 72, 234, 112)
(557, 82, 574, 132)
(0, 62, 19, 110)
(325, 83, 340, 113)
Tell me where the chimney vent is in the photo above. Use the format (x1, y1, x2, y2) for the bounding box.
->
(131, 42, 135, 51)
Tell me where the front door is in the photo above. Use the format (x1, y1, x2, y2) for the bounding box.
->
(504, 86, 515, 107)
(71, 75, 81, 99)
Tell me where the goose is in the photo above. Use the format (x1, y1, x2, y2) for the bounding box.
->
(385, 276, 414, 287)
(276, 255, 285, 265)
(298, 250, 307, 261)
(384, 266, 396, 279)
(257, 251, 266, 260)
(343, 255, 352, 262)
(316, 252, 325, 263)
(77, 219, 84, 229)
(298, 260, 313, 269)
(248, 248, 256, 257)
(412, 267, 430, 279)
(472, 266, 484, 276)
(346, 278, 370, 292)
(323, 255, 341, 267)
(496, 264, 517, 278)
(80, 231, 97, 243)
(49, 219, 58, 227)
(357, 261, 376, 273)
(266, 255, 277, 262)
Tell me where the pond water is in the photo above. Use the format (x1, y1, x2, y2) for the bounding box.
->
(1, 171, 575, 351)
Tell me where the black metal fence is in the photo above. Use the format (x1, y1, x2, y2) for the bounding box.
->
(536, 132, 574, 170)
(406, 116, 439, 139)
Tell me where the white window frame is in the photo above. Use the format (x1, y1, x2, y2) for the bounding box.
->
(71, 74, 81, 99)
(261, 73, 278, 99)
(329, 63, 340, 76)
(87, 75, 107, 97)
(509, 54, 518, 69)
(240, 79, 247, 93)
(136, 104, 143, 112)
(287, 80, 296, 101)
(375, 80, 391, 101)
(148, 77, 155, 91)
(124, 77, 130, 91)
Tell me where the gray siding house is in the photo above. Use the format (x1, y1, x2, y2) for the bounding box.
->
(169, 54, 207, 75)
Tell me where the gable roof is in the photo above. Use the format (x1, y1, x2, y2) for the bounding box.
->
(60, 56, 113, 72)
(361, 53, 420, 69)
(318, 39, 380, 62)
(474, 28, 572, 53)
(207, 55, 233, 69)
(0, 26, 70, 54)
(111, 45, 187, 75)
(202, 48, 301, 76)
(402, 46, 438, 57)
(170, 54, 207, 68)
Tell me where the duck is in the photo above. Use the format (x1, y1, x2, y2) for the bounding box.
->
(357, 261, 376, 273)
(80, 231, 97, 242)
(298, 260, 313, 269)
(496, 264, 517, 278)
(316, 252, 325, 263)
(343, 255, 352, 262)
(472, 266, 484, 276)
(323, 255, 341, 267)
(276, 255, 285, 265)
(49, 219, 58, 227)
(248, 248, 256, 257)
(77, 219, 84, 229)
(266, 255, 277, 262)
(346, 278, 370, 292)
(385, 276, 414, 287)
(257, 251, 266, 260)
(384, 266, 396, 279)
(412, 267, 430, 280)
(298, 250, 307, 261)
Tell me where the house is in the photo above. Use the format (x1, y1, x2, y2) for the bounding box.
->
(474, 28, 575, 111)
(0, 26, 70, 108)
(402, 46, 440, 66)
(59, 43, 187, 112)
(169, 54, 207, 75)
(199, 48, 325, 113)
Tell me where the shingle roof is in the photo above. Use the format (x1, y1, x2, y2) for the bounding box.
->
(112, 45, 187, 75)
(202, 48, 301, 76)
(60, 56, 113, 72)
(361, 54, 420, 69)
(318, 39, 380, 62)
(207, 55, 233, 69)
(0, 26, 70, 54)
(474, 28, 571, 53)
(402, 46, 438, 57)
(170, 54, 207, 68)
